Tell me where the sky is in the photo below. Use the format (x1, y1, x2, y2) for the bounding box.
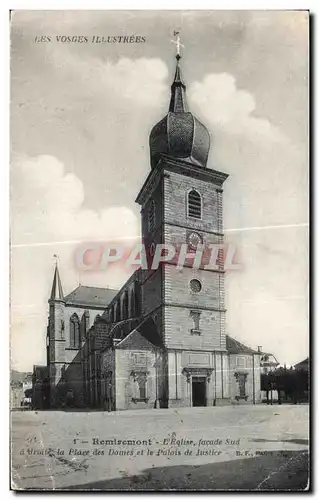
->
(10, 10, 309, 371)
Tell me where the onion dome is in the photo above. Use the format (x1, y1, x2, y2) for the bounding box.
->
(149, 55, 210, 169)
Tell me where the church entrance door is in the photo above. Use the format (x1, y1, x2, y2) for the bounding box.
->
(192, 376, 207, 407)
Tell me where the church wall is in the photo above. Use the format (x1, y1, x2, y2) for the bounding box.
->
(163, 224, 221, 266)
(166, 350, 232, 407)
(62, 306, 105, 399)
(107, 271, 142, 323)
(167, 350, 183, 405)
(222, 352, 230, 399)
(48, 301, 66, 402)
(164, 349, 234, 407)
(48, 301, 105, 408)
(140, 173, 163, 240)
(49, 342, 65, 373)
(114, 348, 158, 410)
(49, 363, 65, 407)
(163, 304, 223, 350)
(164, 265, 223, 310)
(141, 269, 162, 316)
(63, 305, 105, 351)
(49, 301, 65, 341)
(101, 348, 116, 408)
(214, 352, 223, 399)
(64, 358, 84, 407)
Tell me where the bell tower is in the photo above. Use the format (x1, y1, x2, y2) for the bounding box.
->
(137, 43, 230, 407)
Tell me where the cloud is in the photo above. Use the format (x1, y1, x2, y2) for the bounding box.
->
(11, 154, 139, 245)
(11, 52, 169, 210)
(189, 72, 287, 143)
(11, 154, 139, 370)
(188, 72, 308, 230)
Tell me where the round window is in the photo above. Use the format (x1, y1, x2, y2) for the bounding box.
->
(190, 279, 202, 293)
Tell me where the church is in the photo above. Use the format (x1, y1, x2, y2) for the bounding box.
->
(33, 51, 264, 411)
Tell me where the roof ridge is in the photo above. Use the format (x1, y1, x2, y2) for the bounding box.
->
(226, 334, 259, 354)
(71, 284, 118, 291)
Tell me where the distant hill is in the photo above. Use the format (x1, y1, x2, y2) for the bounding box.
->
(11, 369, 33, 385)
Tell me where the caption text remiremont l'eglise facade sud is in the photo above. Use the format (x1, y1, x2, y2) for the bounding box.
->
(33, 51, 273, 411)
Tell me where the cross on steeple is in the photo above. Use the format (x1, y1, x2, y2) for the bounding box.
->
(171, 31, 184, 60)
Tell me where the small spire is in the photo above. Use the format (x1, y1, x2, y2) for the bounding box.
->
(172, 57, 185, 86)
(50, 258, 64, 301)
(169, 31, 188, 113)
(169, 55, 188, 113)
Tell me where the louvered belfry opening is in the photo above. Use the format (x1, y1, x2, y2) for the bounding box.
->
(148, 199, 155, 232)
(188, 189, 202, 219)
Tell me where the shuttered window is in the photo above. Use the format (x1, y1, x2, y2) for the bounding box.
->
(148, 199, 156, 232)
(187, 189, 202, 219)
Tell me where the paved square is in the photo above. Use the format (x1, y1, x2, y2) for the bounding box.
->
(11, 404, 309, 491)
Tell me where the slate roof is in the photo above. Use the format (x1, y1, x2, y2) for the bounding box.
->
(64, 285, 118, 308)
(50, 265, 64, 300)
(226, 335, 259, 355)
(116, 329, 157, 351)
(114, 316, 163, 349)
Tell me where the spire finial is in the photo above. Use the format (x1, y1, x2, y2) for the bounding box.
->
(171, 31, 184, 60)
(53, 253, 58, 267)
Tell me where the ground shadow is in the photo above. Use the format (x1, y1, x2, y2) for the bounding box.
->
(63, 449, 309, 491)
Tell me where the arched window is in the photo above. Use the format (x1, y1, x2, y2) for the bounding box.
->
(116, 300, 121, 322)
(70, 313, 81, 348)
(134, 283, 141, 317)
(148, 199, 156, 233)
(81, 310, 90, 339)
(130, 289, 135, 318)
(122, 290, 129, 320)
(187, 189, 202, 219)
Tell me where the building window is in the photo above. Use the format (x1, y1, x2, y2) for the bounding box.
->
(122, 290, 129, 320)
(190, 278, 202, 293)
(190, 310, 201, 335)
(187, 189, 202, 219)
(148, 199, 156, 233)
(130, 289, 135, 318)
(138, 376, 146, 400)
(70, 314, 81, 348)
(234, 372, 248, 401)
(81, 311, 89, 339)
(131, 371, 149, 403)
(116, 300, 121, 322)
(236, 356, 245, 368)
